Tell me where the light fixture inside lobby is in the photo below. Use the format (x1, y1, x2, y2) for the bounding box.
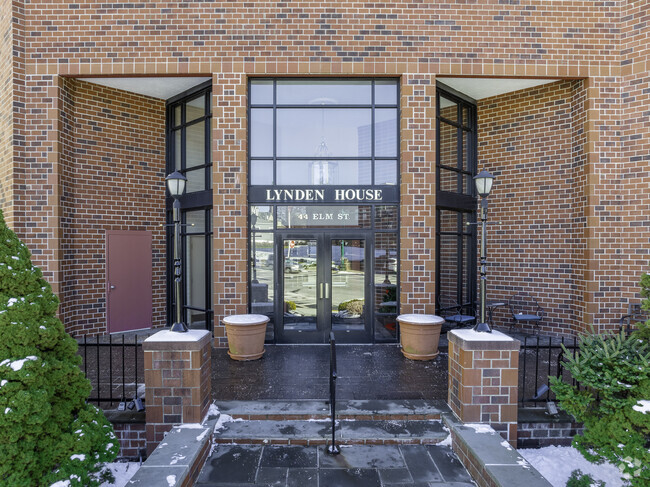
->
(310, 97, 339, 185)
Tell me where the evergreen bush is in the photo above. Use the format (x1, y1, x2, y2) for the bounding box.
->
(0, 210, 119, 486)
(550, 272, 650, 487)
(565, 469, 605, 487)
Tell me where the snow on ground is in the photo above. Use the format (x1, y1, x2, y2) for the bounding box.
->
(519, 445, 624, 487)
(99, 462, 140, 487)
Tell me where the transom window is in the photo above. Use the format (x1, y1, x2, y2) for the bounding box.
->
(249, 79, 399, 187)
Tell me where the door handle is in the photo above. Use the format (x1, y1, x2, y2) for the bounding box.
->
(109, 284, 116, 290)
(319, 283, 330, 299)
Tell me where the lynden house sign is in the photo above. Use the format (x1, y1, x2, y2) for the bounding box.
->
(249, 186, 399, 203)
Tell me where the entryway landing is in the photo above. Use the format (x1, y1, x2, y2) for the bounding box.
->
(211, 343, 449, 401)
(197, 399, 474, 487)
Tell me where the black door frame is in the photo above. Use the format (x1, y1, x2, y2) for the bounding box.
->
(274, 230, 372, 344)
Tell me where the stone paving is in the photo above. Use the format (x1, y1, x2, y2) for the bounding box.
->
(212, 343, 449, 401)
(197, 444, 475, 486)
(195, 398, 475, 486)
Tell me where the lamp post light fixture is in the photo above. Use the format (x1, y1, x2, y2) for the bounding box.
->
(473, 170, 495, 333)
(166, 171, 188, 333)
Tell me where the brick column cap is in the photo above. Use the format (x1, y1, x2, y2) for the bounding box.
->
(448, 329, 520, 351)
(143, 329, 211, 351)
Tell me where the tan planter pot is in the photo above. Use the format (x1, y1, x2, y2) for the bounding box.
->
(223, 314, 269, 361)
(397, 314, 445, 361)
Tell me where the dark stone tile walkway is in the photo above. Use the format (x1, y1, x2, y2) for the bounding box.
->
(212, 343, 449, 401)
(196, 444, 474, 486)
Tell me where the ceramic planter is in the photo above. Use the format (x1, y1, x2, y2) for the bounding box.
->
(397, 314, 445, 360)
(223, 314, 269, 361)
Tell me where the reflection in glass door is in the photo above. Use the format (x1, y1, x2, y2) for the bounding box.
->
(281, 239, 319, 338)
(277, 234, 370, 343)
(330, 239, 366, 335)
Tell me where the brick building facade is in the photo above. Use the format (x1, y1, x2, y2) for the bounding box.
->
(0, 1, 647, 342)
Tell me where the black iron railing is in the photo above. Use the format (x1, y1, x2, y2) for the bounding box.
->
(76, 334, 146, 409)
(326, 331, 341, 455)
(519, 335, 579, 405)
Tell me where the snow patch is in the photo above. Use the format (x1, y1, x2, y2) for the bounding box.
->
(632, 400, 650, 414)
(70, 454, 86, 461)
(6, 297, 24, 307)
(450, 328, 516, 342)
(464, 423, 496, 434)
(214, 413, 236, 431)
(396, 313, 445, 324)
(520, 445, 624, 487)
(517, 458, 530, 469)
(169, 453, 186, 465)
(0, 356, 38, 371)
(196, 428, 210, 442)
(144, 329, 210, 343)
(222, 314, 270, 325)
(5, 408, 11, 414)
(99, 462, 139, 487)
(438, 434, 452, 447)
(1, 380, 7, 387)
(500, 440, 513, 450)
(177, 423, 204, 429)
(49, 481, 71, 487)
(166, 474, 177, 486)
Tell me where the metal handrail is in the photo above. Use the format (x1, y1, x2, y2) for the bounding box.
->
(326, 331, 340, 455)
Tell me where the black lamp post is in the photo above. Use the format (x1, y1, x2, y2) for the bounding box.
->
(166, 171, 188, 333)
(473, 169, 495, 333)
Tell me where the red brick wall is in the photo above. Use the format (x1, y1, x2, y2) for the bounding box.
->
(619, 1, 650, 319)
(112, 421, 146, 458)
(59, 80, 166, 336)
(477, 81, 587, 335)
(212, 73, 248, 345)
(2, 1, 647, 338)
(0, 1, 15, 227)
(399, 74, 436, 314)
(22, 2, 621, 70)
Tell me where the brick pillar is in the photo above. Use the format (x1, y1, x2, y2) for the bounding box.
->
(448, 329, 520, 446)
(143, 330, 212, 454)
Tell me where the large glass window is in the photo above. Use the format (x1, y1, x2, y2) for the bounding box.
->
(166, 81, 213, 330)
(249, 79, 399, 187)
(436, 85, 477, 319)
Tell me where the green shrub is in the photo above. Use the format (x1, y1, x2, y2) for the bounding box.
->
(636, 271, 650, 341)
(338, 299, 364, 315)
(0, 210, 118, 486)
(550, 271, 650, 486)
(566, 469, 605, 487)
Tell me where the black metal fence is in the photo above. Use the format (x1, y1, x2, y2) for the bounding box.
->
(76, 334, 147, 409)
(518, 335, 579, 405)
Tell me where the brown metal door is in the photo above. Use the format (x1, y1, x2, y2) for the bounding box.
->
(106, 230, 153, 333)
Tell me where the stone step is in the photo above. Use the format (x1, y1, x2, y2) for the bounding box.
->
(213, 418, 449, 446)
(214, 399, 444, 421)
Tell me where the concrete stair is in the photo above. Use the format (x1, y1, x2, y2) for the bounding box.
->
(212, 399, 449, 447)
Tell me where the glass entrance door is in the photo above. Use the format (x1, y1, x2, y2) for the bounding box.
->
(280, 238, 320, 340)
(277, 234, 370, 343)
